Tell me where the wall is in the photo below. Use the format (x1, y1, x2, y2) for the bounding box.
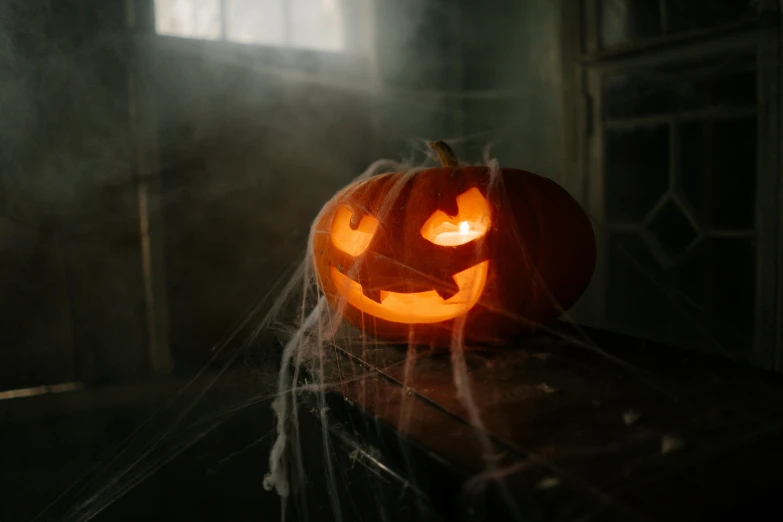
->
(0, 0, 149, 389)
(373, 0, 565, 182)
(460, 0, 565, 180)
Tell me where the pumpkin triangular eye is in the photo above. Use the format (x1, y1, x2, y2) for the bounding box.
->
(420, 187, 491, 246)
(331, 206, 379, 256)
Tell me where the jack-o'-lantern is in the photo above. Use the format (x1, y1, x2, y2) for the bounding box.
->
(311, 141, 596, 345)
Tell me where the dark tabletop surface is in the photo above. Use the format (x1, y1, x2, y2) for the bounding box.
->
(298, 322, 783, 522)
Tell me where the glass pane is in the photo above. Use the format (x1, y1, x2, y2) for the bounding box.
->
(603, 70, 669, 120)
(599, 0, 662, 48)
(226, 0, 285, 46)
(680, 117, 757, 229)
(673, 239, 706, 311)
(712, 238, 756, 351)
(605, 234, 756, 353)
(665, 0, 758, 34)
(290, 0, 346, 52)
(646, 198, 699, 261)
(605, 231, 669, 336)
(604, 125, 669, 222)
(154, 0, 221, 40)
(192, 0, 221, 39)
(155, 0, 193, 38)
(602, 59, 756, 121)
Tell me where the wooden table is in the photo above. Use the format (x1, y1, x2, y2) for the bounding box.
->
(292, 323, 783, 522)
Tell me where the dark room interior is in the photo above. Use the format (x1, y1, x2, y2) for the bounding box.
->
(1, 1, 783, 521)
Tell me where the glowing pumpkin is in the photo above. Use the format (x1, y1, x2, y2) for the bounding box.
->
(311, 141, 596, 345)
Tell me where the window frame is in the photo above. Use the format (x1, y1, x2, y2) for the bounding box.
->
(560, 0, 782, 370)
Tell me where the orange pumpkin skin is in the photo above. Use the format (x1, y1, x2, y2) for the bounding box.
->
(311, 164, 596, 346)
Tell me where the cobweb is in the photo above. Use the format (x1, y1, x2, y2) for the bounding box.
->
(31, 145, 780, 522)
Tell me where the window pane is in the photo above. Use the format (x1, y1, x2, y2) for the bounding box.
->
(155, 0, 197, 38)
(604, 230, 756, 353)
(680, 118, 757, 230)
(226, 0, 285, 46)
(605, 231, 669, 337)
(664, 0, 758, 34)
(602, 61, 756, 121)
(154, 0, 221, 40)
(604, 125, 669, 223)
(646, 198, 699, 261)
(192, 0, 221, 39)
(712, 238, 756, 350)
(290, 0, 345, 52)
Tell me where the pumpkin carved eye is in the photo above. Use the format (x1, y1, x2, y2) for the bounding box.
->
(420, 187, 491, 247)
(330, 206, 379, 256)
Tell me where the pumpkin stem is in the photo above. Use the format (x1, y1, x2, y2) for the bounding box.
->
(428, 140, 459, 168)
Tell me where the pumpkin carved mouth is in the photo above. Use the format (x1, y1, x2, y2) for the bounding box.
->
(329, 260, 489, 324)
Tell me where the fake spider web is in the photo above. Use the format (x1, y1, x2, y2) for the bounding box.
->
(31, 145, 780, 522)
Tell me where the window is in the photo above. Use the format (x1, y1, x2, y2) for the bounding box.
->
(154, 0, 346, 52)
(564, 0, 782, 369)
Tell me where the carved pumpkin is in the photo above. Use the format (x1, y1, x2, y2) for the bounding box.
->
(311, 141, 596, 345)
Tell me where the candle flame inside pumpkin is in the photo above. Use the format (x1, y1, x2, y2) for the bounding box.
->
(420, 188, 490, 247)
